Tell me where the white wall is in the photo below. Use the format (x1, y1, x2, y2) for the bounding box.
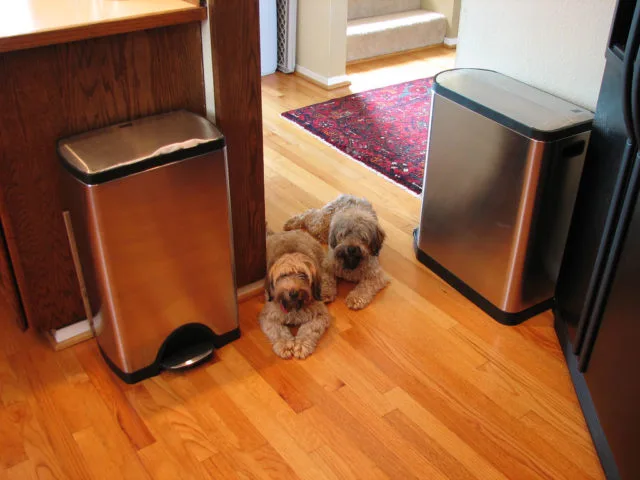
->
(455, 0, 617, 110)
(296, 0, 349, 87)
(421, 0, 461, 37)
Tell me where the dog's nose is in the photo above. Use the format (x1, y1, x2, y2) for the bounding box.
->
(289, 289, 299, 299)
(347, 246, 359, 256)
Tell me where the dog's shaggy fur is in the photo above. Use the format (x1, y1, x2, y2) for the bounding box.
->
(284, 194, 390, 310)
(260, 230, 331, 359)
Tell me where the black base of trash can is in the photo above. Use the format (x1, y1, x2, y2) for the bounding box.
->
(100, 325, 241, 384)
(412, 229, 554, 326)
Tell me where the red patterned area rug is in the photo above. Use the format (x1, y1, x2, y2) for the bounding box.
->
(281, 77, 434, 195)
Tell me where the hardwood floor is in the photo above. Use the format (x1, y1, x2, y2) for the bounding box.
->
(0, 47, 604, 479)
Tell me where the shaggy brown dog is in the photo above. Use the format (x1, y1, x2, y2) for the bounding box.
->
(284, 194, 390, 310)
(259, 230, 331, 359)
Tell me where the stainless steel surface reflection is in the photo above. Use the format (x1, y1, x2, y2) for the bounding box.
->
(60, 113, 238, 376)
(58, 110, 224, 177)
(434, 69, 593, 132)
(417, 94, 591, 313)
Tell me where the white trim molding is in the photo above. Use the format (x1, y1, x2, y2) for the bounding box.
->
(444, 37, 458, 47)
(237, 279, 265, 303)
(200, 16, 216, 120)
(46, 319, 94, 351)
(295, 65, 351, 89)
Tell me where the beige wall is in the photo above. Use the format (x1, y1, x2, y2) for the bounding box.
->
(455, 0, 617, 110)
(296, 0, 348, 83)
(421, 0, 460, 37)
(451, 0, 460, 38)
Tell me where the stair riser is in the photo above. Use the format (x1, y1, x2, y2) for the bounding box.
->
(347, 22, 446, 62)
(348, 0, 421, 20)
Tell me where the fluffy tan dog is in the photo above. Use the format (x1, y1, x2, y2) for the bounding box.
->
(284, 194, 390, 310)
(259, 230, 331, 359)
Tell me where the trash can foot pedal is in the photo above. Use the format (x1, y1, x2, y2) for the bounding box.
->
(160, 342, 214, 371)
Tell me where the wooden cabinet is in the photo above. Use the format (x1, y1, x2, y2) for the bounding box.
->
(0, 23, 207, 331)
(0, 1, 266, 332)
(0, 221, 26, 330)
(208, 0, 266, 288)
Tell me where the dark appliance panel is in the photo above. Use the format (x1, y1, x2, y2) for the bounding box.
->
(584, 185, 640, 480)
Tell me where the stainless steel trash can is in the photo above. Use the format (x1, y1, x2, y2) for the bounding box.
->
(59, 110, 239, 383)
(414, 69, 594, 325)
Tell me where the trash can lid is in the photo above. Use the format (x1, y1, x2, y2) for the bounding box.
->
(433, 69, 594, 141)
(58, 110, 225, 185)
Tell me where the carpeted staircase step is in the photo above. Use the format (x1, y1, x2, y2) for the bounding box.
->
(348, 0, 421, 20)
(347, 9, 447, 62)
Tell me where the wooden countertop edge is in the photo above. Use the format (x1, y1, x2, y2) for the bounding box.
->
(0, 6, 207, 54)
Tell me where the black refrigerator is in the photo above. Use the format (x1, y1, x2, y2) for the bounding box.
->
(555, 0, 640, 479)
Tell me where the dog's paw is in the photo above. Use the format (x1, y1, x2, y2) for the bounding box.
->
(321, 289, 337, 304)
(272, 339, 295, 359)
(345, 292, 371, 310)
(321, 281, 337, 303)
(293, 338, 316, 359)
(283, 216, 300, 231)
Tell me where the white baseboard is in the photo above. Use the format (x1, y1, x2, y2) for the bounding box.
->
(46, 319, 94, 351)
(52, 319, 92, 343)
(444, 37, 458, 47)
(237, 279, 265, 303)
(295, 65, 351, 89)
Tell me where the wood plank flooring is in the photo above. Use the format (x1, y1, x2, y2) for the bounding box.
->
(0, 47, 604, 479)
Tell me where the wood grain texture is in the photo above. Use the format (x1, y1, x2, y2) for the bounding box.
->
(0, 7, 207, 54)
(0, 23, 206, 331)
(0, 48, 604, 480)
(209, 0, 266, 287)
(0, 223, 25, 330)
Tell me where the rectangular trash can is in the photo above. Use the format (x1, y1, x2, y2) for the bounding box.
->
(414, 69, 594, 325)
(59, 110, 239, 383)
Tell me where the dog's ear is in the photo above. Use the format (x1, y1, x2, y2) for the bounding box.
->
(311, 270, 322, 301)
(329, 229, 338, 249)
(301, 258, 322, 301)
(264, 271, 274, 301)
(370, 224, 386, 256)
